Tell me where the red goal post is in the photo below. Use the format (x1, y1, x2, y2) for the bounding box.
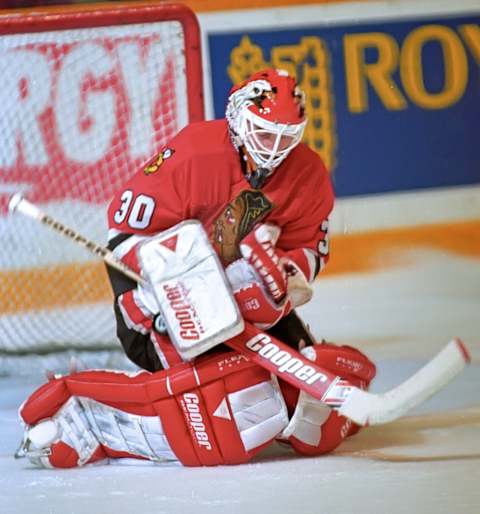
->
(0, 1, 204, 371)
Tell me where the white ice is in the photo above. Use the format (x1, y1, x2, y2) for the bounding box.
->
(1, 251, 479, 514)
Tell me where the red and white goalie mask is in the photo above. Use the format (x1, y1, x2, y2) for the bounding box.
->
(226, 68, 307, 173)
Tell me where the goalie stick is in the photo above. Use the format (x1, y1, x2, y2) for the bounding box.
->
(8, 193, 471, 426)
(7, 193, 143, 285)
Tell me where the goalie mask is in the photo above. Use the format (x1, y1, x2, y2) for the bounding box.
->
(226, 68, 307, 186)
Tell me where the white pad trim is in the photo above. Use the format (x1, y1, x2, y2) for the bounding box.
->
(78, 397, 177, 462)
(280, 390, 331, 446)
(228, 377, 288, 452)
(25, 397, 101, 467)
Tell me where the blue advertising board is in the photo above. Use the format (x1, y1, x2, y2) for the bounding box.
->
(208, 15, 480, 197)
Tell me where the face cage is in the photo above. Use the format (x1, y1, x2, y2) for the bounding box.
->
(240, 109, 307, 171)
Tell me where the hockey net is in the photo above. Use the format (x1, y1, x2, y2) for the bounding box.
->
(0, 2, 204, 374)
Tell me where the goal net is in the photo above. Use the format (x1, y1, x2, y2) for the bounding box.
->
(0, 2, 204, 374)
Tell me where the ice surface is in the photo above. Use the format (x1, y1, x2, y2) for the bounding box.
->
(1, 252, 479, 514)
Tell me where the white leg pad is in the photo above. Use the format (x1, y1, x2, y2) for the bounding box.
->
(228, 377, 288, 452)
(78, 397, 178, 463)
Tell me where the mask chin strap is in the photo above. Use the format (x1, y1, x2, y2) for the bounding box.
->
(248, 167, 270, 189)
(241, 147, 272, 189)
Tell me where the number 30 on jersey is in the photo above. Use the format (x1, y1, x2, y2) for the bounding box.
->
(113, 190, 156, 229)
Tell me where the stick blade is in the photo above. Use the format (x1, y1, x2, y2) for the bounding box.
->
(338, 338, 470, 426)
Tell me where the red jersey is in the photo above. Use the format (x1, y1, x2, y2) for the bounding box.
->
(107, 119, 334, 271)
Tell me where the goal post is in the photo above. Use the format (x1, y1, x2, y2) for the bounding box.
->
(0, 1, 204, 371)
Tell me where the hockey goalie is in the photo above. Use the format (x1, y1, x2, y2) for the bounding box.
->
(17, 218, 376, 468)
(16, 68, 380, 467)
(14, 67, 470, 467)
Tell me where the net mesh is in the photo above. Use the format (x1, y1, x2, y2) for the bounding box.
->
(0, 13, 199, 370)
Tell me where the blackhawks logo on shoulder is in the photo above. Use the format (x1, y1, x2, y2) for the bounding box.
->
(144, 148, 175, 175)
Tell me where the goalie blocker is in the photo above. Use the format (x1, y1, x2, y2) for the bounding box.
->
(18, 343, 376, 468)
(130, 220, 244, 361)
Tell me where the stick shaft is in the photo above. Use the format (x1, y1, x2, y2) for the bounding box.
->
(8, 194, 144, 284)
